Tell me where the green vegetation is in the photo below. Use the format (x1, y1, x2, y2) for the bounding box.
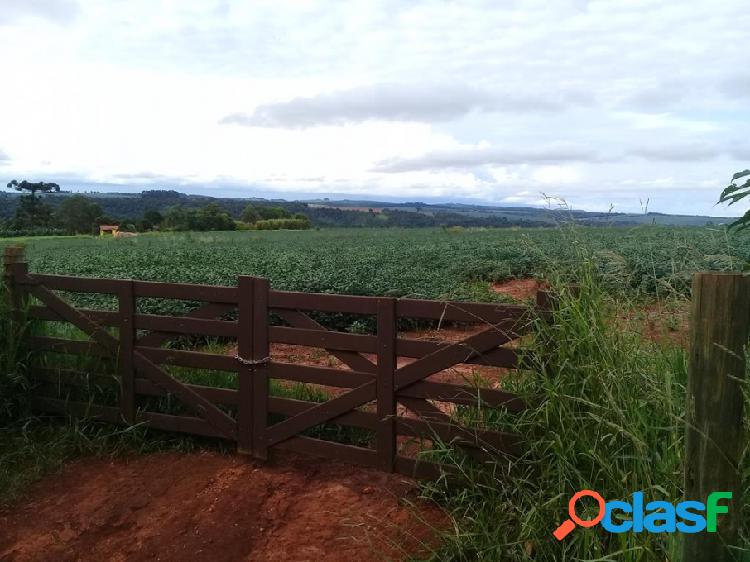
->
(719, 169, 750, 230)
(1, 224, 749, 559)
(1, 226, 746, 315)
(422, 254, 749, 561)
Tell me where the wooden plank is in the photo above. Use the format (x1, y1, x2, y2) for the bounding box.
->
(237, 276, 254, 455)
(31, 396, 122, 423)
(269, 326, 377, 353)
(134, 378, 239, 405)
(28, 305, 121, 327)
(396, 298, 530, 323)
(376, 297, 397, 472)
(394, 325, 514, 391)
(397, 396, 453, 424)
(21, 273, 123, 294)
(136, 346, 238, 372)
(275, 436, 378, 467)
(31, 396, 230, 440)
(28, 284, 121, 354)
(273, 310, 377, 373)
(268, 362, 373, 388)
(394, 456, 461, 482)
(141, 411, 228, 439)
(28, 336, 109, 356)
(396, 337, 522, 367)
(137, 302, 237, 348)
(118, 281, 136, 424)
(398, 381, 526, 412)
(132, 280, 238, 303)
(263, 382, 376, 447)
(269, 396, 377, 430)
(269, 290, 378, 314)
(683, 273, 750, 562)
(395, 418, 521, 455)
(134, 314, 238, 337)
(31, 367, 117, 385)
(131, 351, 237, 439)
(252, 277, 270, 461)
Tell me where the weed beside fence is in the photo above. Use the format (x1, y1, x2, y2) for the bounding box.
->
(423, 261, 750, 561)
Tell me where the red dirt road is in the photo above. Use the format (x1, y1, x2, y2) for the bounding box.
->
(0, 451, 447, 562)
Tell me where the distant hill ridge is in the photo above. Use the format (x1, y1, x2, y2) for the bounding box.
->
(0, 189, 730, 228)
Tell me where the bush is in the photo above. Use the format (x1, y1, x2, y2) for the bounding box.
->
(252, 218, 311, 231)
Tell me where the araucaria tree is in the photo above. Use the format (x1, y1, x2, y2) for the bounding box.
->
(5, 179, 61, 230)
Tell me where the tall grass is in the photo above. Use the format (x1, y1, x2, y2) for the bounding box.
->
(423, 257, 749, 561)
(0, 278, 30, 422)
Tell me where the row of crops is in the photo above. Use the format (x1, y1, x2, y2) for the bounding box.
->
(3, 226, 748, 314)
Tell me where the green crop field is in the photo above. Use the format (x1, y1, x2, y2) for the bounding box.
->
(2, 226, 747, 311)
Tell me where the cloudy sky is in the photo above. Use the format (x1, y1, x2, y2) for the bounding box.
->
(0, 0, 748, 215)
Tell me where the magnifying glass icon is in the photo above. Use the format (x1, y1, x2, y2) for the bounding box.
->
(553, 490, 606, 541)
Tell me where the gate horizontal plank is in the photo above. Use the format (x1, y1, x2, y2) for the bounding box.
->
(275, 436, 378, 467)
(396, 417, 522, 455)
(32, 367, 118, 388)
(134, 314, 239, 337)
(135, 378, 239, 405)
(133, 281, 238, 303)
(136, 346, 238, 372)
(269, 327, 377, 352)
(269, 396, 378, 430)
(395, 327, 515, 391)
(394, 456, 462, 482)
(396, 338, 522, 367)
(31, 396, 232, 440)
(269, 291, 378, 314)
(20, 273, 124, 294)
(396, 299, 530, 323)
(31, 396, 122, 423)
(398, 381, 526, 412)
(273, 310, 377, 374)
(268, 362, 373, 388)
(141, 411, 228, 439)
(132, 351, 238, 439)
(29, 305, 121, 327)
(263, 382, 376, 447)
(137, 302, 237, 348)
(28, 336, 109, 356)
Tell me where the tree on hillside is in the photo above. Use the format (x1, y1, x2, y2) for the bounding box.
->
(5, 179, 60, 230)
(6, 179, 61, 196)
(56, 195, 103, 234)
(241, 204, 261, 224)
(163, 203, 235, 231)
(138, 209, 164, 231)
(257, 206, 292, 220)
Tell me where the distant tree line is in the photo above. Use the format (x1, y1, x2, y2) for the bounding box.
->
(0, 186, 558, 237)
(0, 183, 315, 236)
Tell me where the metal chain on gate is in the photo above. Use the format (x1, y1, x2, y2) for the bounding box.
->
(233, 354, 271, 366)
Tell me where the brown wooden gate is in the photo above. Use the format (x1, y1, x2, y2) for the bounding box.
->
(4, 245, 543, 480)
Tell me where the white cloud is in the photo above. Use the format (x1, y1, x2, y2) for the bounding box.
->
(0, 0, 748, 214)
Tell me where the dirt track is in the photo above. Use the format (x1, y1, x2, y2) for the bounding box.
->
(0, 451, 446, 562)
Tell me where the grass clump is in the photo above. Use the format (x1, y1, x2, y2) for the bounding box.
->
(423, 259, 721, 561)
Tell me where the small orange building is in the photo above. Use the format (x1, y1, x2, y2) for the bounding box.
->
(99, 225, 119, 237)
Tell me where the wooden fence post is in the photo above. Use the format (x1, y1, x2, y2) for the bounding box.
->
(683, 273, 750, 562)
(118, 280, 136, 424)
(3, 245, 28, 318)
(237, 276, 255, 456)
(251, 277, 270, 461)
(376, 297, 397, 472)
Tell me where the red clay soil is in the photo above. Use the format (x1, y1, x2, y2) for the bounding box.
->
(0, 451, 448, 562)
(491, 278, 543, 302)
